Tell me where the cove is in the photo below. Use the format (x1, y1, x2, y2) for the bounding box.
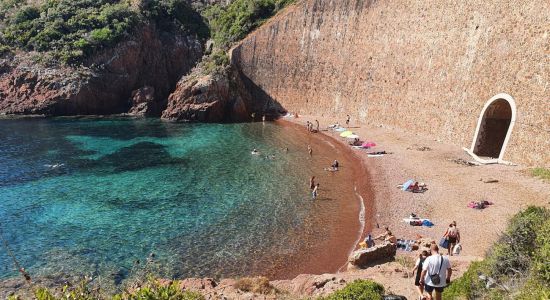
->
(0, 117, 366, 290)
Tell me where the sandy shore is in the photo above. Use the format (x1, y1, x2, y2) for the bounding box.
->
(278, 114, 550, 297)
(2, 116, 548, 299)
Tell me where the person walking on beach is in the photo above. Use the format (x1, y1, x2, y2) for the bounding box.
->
(312, 183, 319, 199)
(346, 114, 350, 126)
(310, 176, 316, 190)
(307, 145, 313, 157)
(412, 250, 429, 300)
(420, 244, 452, 300)
(443, 221, 460, 256)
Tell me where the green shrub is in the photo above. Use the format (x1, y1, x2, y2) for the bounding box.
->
(443, 261, 487, 300)
(114, 280, 205, 300)
(203, 0, 294, 48)
(444, 206, 550, 300)
(0, 0, 208, 65)
(320, 279, 384, 300)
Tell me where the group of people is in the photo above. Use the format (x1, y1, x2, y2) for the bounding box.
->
(306, 120, 320, 133)
(411, 244, 453, 300)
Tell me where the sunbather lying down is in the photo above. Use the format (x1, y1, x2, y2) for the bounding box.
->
(396, 181, 428, 192)
(367, 151, 393, 155)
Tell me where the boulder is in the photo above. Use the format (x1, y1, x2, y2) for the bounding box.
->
(348, 243, 397, 268)
(128, 86, 157, 116)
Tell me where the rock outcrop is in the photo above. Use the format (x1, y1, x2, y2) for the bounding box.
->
(162, 65, 285, 122)
(348, 243, 397, 269)
(0, 25, 202, 117)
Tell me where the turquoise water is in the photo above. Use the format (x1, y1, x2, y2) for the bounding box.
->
(0, 118, 337, 287)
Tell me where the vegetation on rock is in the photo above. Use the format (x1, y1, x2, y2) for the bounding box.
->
(443, 206, 550, 299)
(202, 0, 294, 49)
(8, 279, 205, 300)
(0, 0, 206, 64)
(320, 279, 385, 300)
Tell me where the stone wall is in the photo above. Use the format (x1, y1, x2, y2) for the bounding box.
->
(231, 0, 549, 166)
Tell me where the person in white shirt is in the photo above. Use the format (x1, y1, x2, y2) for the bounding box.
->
(420, 244, 452, 300)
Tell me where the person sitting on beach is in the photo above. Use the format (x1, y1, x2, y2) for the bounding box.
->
(331, 160, 339, 170)
(352, 138, 362, 146)
(374, 227, 397, 244)
(359, 234, 376, 249)
(251, 149, 260, 155)
(385, 231, 397, 244)
(328, 122, 340, 129)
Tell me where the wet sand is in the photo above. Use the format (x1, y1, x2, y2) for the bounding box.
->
(262, 120, 374, 280)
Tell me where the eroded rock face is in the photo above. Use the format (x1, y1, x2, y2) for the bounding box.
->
(162, 66, 274, 123)
(129, 86, 156, 116)
(0, 25, 202, 116)
(348, 243, 397, 268)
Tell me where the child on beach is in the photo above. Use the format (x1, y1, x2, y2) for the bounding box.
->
(312, 183, 319, 199)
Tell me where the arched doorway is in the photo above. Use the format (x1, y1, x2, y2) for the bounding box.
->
(466, 93, 516, 164)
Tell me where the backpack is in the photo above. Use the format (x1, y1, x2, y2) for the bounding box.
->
(429, 256, 444, 285)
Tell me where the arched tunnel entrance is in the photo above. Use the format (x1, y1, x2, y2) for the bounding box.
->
(467, 94, 516, 163)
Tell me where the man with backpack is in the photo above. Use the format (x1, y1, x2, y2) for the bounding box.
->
(420, 244, 452, 300)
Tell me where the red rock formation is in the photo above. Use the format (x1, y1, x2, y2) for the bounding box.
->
(0, 25, 202, 116)
(162, 66, 284, 122)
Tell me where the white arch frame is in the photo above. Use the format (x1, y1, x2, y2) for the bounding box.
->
(464, 93, 517, 164)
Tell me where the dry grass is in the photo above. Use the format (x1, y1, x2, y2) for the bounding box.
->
(531, 167, 550, 181)
(233, 276, 277, 295)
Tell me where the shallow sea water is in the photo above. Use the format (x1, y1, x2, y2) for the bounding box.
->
(0, 117, 361, 289)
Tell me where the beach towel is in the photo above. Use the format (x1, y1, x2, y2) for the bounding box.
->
(401, 179, 414, 191)
(422, 220, 434, 227)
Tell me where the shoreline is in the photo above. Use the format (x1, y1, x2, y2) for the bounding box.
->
(1, 115, 548, 299)
(266, 120, 374, 280)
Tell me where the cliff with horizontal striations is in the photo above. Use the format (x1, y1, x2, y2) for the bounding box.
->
(231, 0, 550, 166)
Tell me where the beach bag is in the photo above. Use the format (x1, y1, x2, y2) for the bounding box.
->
(439, 237, 449, 249)
(453, 243, 462, 255)
(430, 256, 444, 285)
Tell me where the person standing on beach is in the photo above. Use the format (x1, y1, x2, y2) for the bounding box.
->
(443, 221, 460, 256)
(315, 119, 320, 132)
(307, 145, 313, 157)
(420, 244, 452, 300)
(346, 114, 350, 126)
(310, 176, 316, 190)
(312, 183, 319, 199)
(412, 250, 429, 300)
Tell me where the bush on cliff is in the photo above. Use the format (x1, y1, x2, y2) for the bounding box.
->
(443, 206, 550, 299)
(0, 0, 207, 64)
(320, 279, 384, 300)
(203, 0, 294, 48)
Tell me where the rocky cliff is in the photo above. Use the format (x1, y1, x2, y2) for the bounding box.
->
(231, 0, 550, 166)
(0, 25, 203, 117)
(162, 64, 286, 122)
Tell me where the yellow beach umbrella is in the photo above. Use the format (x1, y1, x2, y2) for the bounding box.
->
(340, 131, 353, 137)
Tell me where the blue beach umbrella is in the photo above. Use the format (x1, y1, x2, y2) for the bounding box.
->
(402, 179, 414, 191)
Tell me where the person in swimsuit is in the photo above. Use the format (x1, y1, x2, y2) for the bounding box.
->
(307, 145, 313, 157)
(443, 221, 460, 256)
(312, 183, 319, 199)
